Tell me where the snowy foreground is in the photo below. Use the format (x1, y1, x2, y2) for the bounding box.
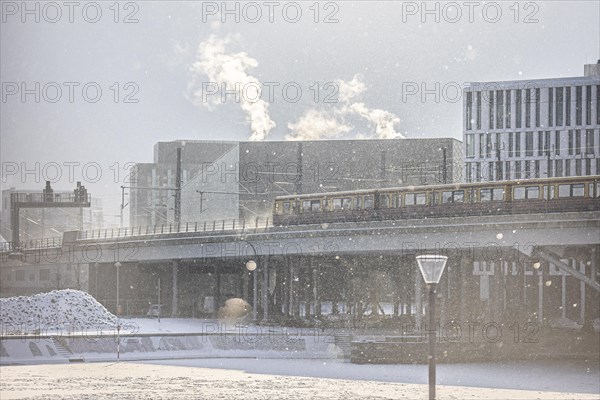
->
(1, 360, 599, 400)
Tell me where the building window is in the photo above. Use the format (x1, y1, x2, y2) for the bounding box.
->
(515, 131, 521, 157)
(497, 161, 503, 181)
(568, 130, 574, 155)
(496, 90, 504, 129)
(466, 92, 473, 130)
(585, 86, 592, 126)
(466, 163, 472, 182)
(565, 159, 571, 176)
(555, 131, 561, 155)
(475, 163, 481, 182)
(547, 159, 553, 178)
(575, 159, 582, 176)
(537, 131, 544, 156)
(534, 160, 540, 178)
(486, 133, 492, 158)
(508, 132, 514, 157)
(506, 90, 512, 128)
(575, 129, 581, 155)
(489, 91, 495, 130)
(525, 89, 531, 128)
(556, 87, 563, 126)
(585, 159, 592, 175)
(597, 85, 600, 125)
(566, 87, 571, 125)
(465, 134, 475, 158)
(476, 92, 482, 130)
(576, 86, 582, 125)
(479, 133, 484, 158)
(535, 88, 540, 127)
(525, 132, 533, 156)
(488, 162, 494, 181)
(515, 89, 522, 129)
(586, 129, 595, 154)
(555, 159, 563, 177)
(515, 161, 522, 179)
(525, 160, 531, 178)
(505, 161, 511, 180)
(548, 87, 554, 127)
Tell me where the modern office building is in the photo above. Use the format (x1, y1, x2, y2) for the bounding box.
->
(463, 62, 600, 182)
(129, 138, 463, 226)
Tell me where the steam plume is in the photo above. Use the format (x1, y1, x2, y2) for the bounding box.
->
(187, 34, 276, 141)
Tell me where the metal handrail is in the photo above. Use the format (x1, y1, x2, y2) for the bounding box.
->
(79, 217, 272, 240)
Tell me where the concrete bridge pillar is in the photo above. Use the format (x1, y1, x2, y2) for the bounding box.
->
(171, 260, 179, 317)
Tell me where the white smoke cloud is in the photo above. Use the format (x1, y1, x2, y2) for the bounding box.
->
(187, 34, 276, 141)
(287, 74, 404, 140)
(347, 102, 403, 139)
(337, 74, 366, 103)
(285, 109, 352, 141)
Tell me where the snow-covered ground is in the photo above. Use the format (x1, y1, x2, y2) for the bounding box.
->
(1, 360, 598, 400)
(145, 358, 600, 395)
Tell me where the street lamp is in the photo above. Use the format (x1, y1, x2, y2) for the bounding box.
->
(416, 255, 448, 400)
(114, 261, 122, 361)
(245, 259, 258, 320)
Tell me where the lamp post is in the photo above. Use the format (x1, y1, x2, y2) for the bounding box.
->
(114, 261, 122, 361)
(416, 255, 448, 400)
(246, 260, 258, 321)
(243, 239, 259, 322)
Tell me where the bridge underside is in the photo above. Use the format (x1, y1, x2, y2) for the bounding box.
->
(79, 244, 600, 334)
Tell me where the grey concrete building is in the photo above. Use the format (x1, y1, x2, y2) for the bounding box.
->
(129, 138, 463, 227)
(463, 62, 600, 182)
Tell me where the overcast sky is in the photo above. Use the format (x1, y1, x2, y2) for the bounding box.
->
(1, 1, 599, 222)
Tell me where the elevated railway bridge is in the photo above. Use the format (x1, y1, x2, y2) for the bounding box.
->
(2, 209, 599, 333)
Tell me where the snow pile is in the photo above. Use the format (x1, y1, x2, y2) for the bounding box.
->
(0, 289, 117, 334)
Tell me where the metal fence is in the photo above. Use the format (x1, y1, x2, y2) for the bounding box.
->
(80, 217, 272, 240)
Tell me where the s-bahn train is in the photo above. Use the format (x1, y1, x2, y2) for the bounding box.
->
(272, 175, 600, 226)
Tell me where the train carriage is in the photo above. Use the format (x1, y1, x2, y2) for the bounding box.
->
(273, 176, 600, 226)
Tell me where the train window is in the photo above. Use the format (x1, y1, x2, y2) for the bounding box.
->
(323, 199, 330, 211)
(480, 188, 504, 202)
(559, 184, 585, 198)
(342, 198, 352, 209)
(354, 197, 362, 209)
(311, 200, 321, 212)
(405, 193, 426, 206)
(283, 202, 291, 214)
(333, 198, 342, 210)
(514, 186, 540, 200)
(596, 183, 600, 197)
(514, 187, 525, 200)
(526, 186, 540, 199)
(364, 195, 374, 209)
(292, 201, 300, 213)
(391, 194, 398, 208)
(302, 200, 311, 212)
(442, 190, 464, 203)
(380, 194, 389, 208)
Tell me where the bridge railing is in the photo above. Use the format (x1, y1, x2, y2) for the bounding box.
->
(79, 217, 272, 240)
(1, 236, 63, 252)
